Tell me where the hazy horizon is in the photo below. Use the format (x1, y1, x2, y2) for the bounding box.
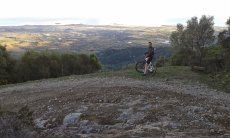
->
(0, 17, 189, 27)
(0, 0, 229, 27)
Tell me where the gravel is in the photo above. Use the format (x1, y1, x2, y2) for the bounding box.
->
(0, 75, 229, 137)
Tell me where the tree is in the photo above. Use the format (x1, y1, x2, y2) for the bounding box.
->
(218, 17, 230, 52)
(170, 24, 184, 50)
(221, 18, 230, 67)
(170, 15, 215, 65)
(0, 45, 15, 84)
(0, 45, 9, 81)
(227, 17, 230, 33)
(218, 30, 229, 44)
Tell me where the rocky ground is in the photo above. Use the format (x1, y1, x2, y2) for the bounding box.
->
(0, 74, 230, 137)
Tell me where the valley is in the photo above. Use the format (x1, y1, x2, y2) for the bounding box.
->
(0, 24, 175, 69)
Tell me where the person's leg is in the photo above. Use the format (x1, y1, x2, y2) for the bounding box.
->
(144, 57, 150, 75)
(144, 63, 148, 75)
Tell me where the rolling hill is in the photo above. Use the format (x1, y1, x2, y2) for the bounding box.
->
(0, 24, 175, 69)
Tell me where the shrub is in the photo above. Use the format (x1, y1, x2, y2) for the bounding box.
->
(14, 51, 101, 82)
(60, 53, 79, 75)
(0, 49, 101, 84)
(90, 54, 101, 71)
(171, 49, 194, 66)
(170, 45, 228, 74)
(156, 56, 167, 67)
(0, 45, 15, 84)
(48, 52, 62, 78)
(221, 37, 230, 68)
(202, 46, 225, 73)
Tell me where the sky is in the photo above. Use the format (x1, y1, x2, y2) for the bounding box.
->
(0, 0, 229, 26)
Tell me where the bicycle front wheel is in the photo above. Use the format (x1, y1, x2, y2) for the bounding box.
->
(149, 64, 157, 76)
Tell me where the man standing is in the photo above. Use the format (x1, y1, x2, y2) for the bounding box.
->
(143, 42, 154, 75)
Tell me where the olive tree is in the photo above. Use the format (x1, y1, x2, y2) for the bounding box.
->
(170, 15, 215, 65)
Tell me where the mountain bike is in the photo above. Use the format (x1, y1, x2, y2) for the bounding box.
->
(135, 60, 157, 75)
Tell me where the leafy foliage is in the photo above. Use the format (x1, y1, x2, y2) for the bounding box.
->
(202, 46, 225, 73)
(171, 48, 194, 66)
(169, 16, 230, 91)
(0, 45, 15, 84)
(217, 17, 230, 68)
(227, 17, 230, 32)
(156, 56, 167, 67)
(170, 15, 215, 66)
(14, 51, 101, 82)
(170, 16, 230, 76)
(0, 49, 101, 84)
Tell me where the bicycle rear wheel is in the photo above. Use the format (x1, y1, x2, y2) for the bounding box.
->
(135, 61, 145, 73)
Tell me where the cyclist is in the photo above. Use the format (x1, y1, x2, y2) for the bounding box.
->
(143, 42, 154, 76)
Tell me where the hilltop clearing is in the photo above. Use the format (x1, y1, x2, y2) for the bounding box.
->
(0, 66, 229, 137)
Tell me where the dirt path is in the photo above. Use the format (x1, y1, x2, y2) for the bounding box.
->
(0, 76, 230, 137)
